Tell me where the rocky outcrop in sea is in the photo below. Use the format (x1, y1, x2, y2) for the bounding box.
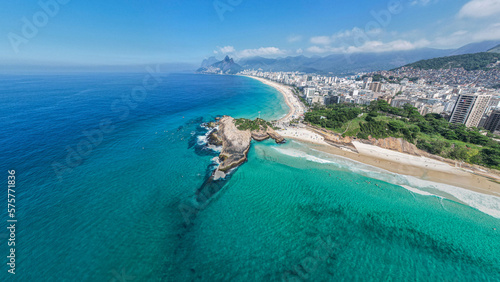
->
(207, 116, 285, 180)
(179, 116, 285, 226)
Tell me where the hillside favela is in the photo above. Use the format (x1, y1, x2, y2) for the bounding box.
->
(2, 0, 500, 281)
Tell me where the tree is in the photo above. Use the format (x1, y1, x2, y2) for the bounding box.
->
(481, 148, 500, 168)
(388, 120, 406, 133)
(448, 146, 468, 161)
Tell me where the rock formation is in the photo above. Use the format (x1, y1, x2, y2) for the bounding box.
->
(207, 116, 285, 180)
(365, 136, 426, 156)
(196, 56, 243, 74)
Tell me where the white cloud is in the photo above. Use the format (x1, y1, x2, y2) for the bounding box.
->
(307, 25, 430, 54)
(310, 36, 332, 45)
(367, 28, 384, 36)
(458, 0, 500, 18)
(300, 0, 499, 56)
(307, 39, 430, 54)
(306, 46, 342, 54)
(431, 23, 500, 48)
(410, 0, 433, 6)
(213, 46, 286, 58)
(287, 35, 303, 43)
(451, 30, 468, 36)
(310, 27, 384, 46)
(218, 46, 236, 53)
(472, 22, 500, 41)
(238, 47, 285, 58)
(296, 48, 303, 54)
(430, 30, 470, 47)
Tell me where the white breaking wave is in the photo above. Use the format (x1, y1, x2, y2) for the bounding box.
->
(197, 134, 208, 146)
(211, 156, 221, 166)
(198, 126, 222, 152)
(274, 147, 338, 165)
(207, 144, 222, 153)
(400, 185, 439, 197)
(272, 146, 500, 219)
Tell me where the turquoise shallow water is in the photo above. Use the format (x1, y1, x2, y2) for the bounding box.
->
(169, 140, 500, 281)
(1, 73, 499, 281)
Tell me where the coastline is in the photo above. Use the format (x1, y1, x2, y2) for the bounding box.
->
(242, 75, 305, 125)
(244, 75, 500, 198)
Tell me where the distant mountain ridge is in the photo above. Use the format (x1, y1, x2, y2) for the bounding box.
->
(449, 40, 500, 56)
(200, 56, 219, 68)
(237, 48, 453, 75)
(197, 56, 243, 74)
(489, 44, 500, 54)
(199, 41, 500, 75)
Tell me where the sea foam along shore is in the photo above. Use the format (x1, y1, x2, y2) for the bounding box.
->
(273, 145, 500, 219)
(244, 75, 500, 200)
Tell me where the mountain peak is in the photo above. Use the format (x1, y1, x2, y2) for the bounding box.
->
(197, 56, 242, 74)
(223, 56, 234, 63)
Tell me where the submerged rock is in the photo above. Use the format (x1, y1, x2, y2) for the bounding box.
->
(180, 116, 285, 226)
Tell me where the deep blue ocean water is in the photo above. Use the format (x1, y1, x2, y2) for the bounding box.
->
(1, 73, 499, 281)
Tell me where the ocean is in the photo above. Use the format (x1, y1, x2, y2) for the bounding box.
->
(1, 73, 499, 281)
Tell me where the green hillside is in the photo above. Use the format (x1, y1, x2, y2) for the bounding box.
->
(305, 101, 500, 169)
(403, 52, 500, 71)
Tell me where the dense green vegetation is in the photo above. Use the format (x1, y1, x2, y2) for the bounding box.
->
(303, 104, 362, 130)
(405, 52, 500, 71)
(305, 100, 500, 169)
(235, 118, 272, 131)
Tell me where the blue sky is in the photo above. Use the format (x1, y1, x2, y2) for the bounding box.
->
(1, 0, 500, 68)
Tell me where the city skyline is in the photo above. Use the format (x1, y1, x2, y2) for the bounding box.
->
(1, 0, 500, 69)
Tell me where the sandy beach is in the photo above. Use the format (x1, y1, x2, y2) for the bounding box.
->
(244, 76, 328, 145)
(312, 141, 500, 197)
(246, 75, 500, 198)
(244, 76, 305, 125)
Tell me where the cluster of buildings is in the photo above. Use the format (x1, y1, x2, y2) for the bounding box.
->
(375, 67, 500, 89)
(239, 69, 500, 133)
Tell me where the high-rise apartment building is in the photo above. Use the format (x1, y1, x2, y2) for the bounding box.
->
(369, 82, 382, 93)
(450, 94, 491, 128)
(484, 110, 500, 133)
